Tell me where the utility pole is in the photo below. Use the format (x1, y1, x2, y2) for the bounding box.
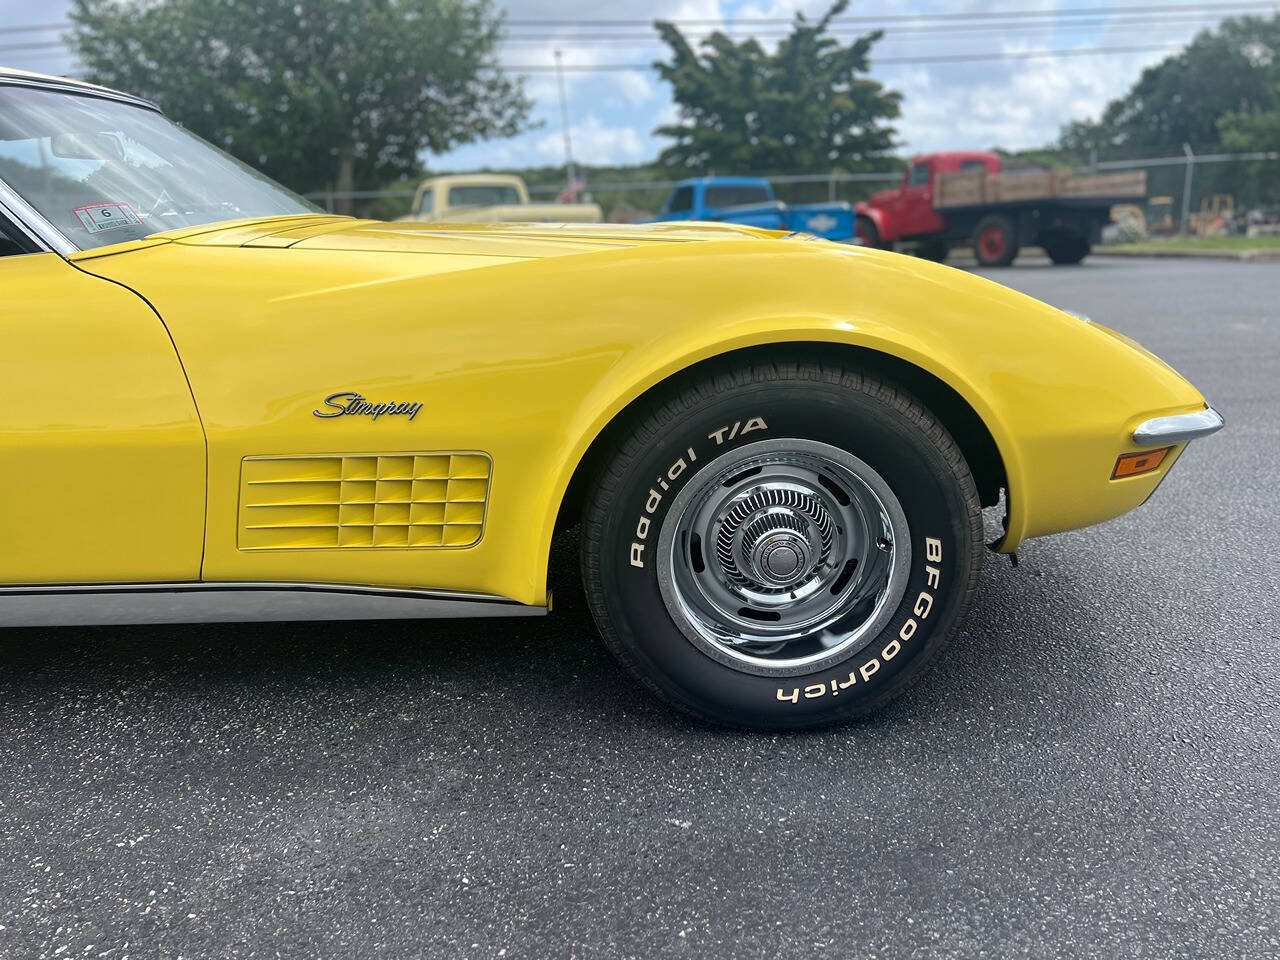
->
(554, 50, 578, 192)
(1180, 143, 1195, 236)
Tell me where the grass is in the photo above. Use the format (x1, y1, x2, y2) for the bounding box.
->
(1111, 234, 1280, 252)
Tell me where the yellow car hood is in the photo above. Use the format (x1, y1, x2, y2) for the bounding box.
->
(145, 215, 783, 261)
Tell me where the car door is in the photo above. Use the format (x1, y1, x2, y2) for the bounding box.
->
(895, 160, 945, 238)
(0, 242, 205, 584)
(660, 185, 695, 222)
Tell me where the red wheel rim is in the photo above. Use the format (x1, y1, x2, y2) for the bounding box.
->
(979, 224, 1006, 259)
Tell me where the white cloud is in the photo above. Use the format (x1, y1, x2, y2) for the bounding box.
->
(886, 40, 1175, 154)
(615, 69, 656, 106)
(533, 113, 651, 165)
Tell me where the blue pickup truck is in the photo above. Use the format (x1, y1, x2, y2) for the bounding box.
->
(648, 176, 857, 242)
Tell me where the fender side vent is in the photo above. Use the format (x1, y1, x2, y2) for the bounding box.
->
(239, 452, 490, 550)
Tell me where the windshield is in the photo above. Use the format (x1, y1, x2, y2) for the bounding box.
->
(0, 86, 318, 250)
(447, 184, 522, 208)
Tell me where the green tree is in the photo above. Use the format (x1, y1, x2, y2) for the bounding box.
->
(69, 0, 533, 210)
(1220, 109, 1280, 202)
(652, 0, 900, 173)
(1058, 14, 1280, 155)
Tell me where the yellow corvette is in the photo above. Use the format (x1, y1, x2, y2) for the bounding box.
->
(0, 71, 1222, 728)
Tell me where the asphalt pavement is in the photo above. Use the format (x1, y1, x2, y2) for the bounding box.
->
(1, 257, 1276, 959)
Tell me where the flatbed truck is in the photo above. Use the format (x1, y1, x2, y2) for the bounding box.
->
(855, 151, 1146, 266)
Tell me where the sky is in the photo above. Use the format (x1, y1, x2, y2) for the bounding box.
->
(0, 0, 1258, 170)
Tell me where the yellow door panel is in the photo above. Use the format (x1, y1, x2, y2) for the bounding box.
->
(0, 254, 205, 583)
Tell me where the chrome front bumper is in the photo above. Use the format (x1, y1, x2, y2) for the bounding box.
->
(1133, 407, 1225, 446)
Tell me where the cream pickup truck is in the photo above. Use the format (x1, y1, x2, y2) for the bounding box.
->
(399, 174, 603, 223)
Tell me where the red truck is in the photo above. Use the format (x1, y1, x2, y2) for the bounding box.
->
(855, 150, 1146, 267)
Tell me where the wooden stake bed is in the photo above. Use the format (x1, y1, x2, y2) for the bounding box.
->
(934, 168, 1146, 210)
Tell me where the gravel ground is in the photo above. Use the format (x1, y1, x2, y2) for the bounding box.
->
(1, 257, 1276, 959)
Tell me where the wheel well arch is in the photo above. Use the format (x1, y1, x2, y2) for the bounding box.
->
(855, 207, 890, 245)
(553, 342, 1008, 538)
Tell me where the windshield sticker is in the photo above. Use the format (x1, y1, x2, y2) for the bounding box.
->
(73, 202, 142, 234)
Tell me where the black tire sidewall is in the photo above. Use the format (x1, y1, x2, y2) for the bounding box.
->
(1045, 234, 1090, 265)
(855, 215, 881, 249)
(917, 240, 949, 262)
(592, 377, 976, 727)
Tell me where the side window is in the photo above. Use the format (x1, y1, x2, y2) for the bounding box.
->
(960, 160, 987, 173)
(0, 213, 37, 257)
(666, 186, 694, 213)
(417, 188, 433, 215)
(908, 163, 930, 186)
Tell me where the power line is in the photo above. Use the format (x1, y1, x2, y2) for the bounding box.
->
(7, 41, 1190, 70)
(506, 43, 1190, 71)
(0, 22, 65, 35)
(0, 1, 1272, 37)
(0, 18, 1228, 55)
(501, 1, 1277, 27)
(0, 40, 66, 53)
(878, 42, 1188, 64)
(498, 13, 1237, 43)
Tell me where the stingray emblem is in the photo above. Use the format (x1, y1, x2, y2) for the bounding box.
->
(313, 391, 423, 422)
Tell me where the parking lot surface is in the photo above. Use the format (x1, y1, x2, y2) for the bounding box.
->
(1, 257, 1276, 959)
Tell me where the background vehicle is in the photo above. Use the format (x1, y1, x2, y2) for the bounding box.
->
(855, 151, 1147, 266)
(400, 173, 602, 224)
(650, 176, 858, 242)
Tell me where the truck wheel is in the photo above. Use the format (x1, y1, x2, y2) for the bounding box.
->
(915, 239, 949, 262)
(855, 215, 882, 249)
(973, 215, 1019, 267)
(1043, 233, 1091, 265)
(580, 359, 984, 730)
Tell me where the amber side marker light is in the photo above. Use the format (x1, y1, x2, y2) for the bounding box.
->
(1112, 446, 1171, 479)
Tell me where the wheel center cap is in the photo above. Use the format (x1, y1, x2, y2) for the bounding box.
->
(763, 542, 801, 577)
(750, 530, 811, 587)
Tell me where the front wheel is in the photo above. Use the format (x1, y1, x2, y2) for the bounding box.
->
(915, 239, 950, 262)
(855, 214, 883, 249)
(580, 360, 984, 729)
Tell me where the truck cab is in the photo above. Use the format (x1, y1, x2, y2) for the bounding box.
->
(858, 152, 1000, 248)
(653, 176, 857, 242)
(400, 174, 603, 224)
(658, 177, 782, 229)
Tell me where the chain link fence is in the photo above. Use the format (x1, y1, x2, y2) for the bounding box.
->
(308, 150, 1280, 236)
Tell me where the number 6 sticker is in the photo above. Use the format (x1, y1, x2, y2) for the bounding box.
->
(73, 202, 141, 234)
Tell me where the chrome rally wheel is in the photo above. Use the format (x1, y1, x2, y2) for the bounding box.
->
(581, 358, 985, 730)
(656, 439, 911, 677)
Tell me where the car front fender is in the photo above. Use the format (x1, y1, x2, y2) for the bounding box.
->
(538, 242, 1206, 580)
